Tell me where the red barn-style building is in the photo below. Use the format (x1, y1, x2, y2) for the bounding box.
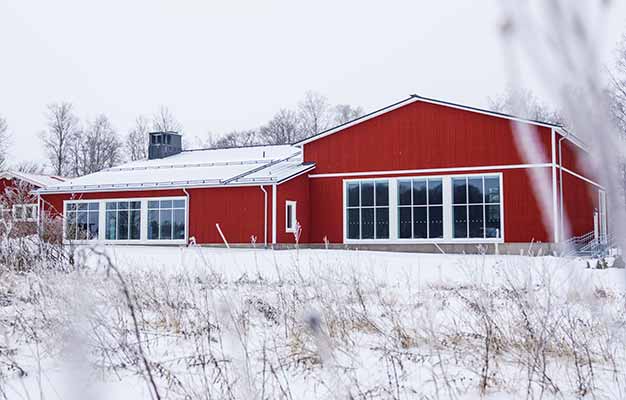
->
(0, 171, 65, 235)
(38, 96, 605, 253)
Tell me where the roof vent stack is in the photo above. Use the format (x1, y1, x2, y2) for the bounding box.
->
(148, 131, 182, 160)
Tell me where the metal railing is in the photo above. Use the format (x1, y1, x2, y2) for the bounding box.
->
(561, 230, 615, 257)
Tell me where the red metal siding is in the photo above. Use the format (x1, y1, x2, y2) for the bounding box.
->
(275, 174, 310, 244)
(42, 186, 273, 245)
(307, 168, 555, 245)
(560, 172, 599, 239)
(304, 101, 553, 174)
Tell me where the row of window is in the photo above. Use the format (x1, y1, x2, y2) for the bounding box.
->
(0, 204, 39, 221)
(65, 199, 186, 241)
(346, 175, 502, 240)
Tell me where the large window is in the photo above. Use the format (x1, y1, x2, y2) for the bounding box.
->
(452, 175, 501, 238)
(106, 201, 141, 240)
(398, 178, 443, 239)
(148, 199, 186, 240)
(346, 180, 389, 239)
(66, 202, 100, 240)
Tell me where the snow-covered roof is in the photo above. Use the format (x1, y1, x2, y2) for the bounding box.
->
(38, 145, 314, 193)
(0, 171, 65, 188)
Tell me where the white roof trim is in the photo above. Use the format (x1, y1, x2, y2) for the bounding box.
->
(0, 171, 64, 188)
(294, 94, 588, 151)
(37, 164, 316, 194)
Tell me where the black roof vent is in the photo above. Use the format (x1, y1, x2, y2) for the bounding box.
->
(148, 131, 182, 160)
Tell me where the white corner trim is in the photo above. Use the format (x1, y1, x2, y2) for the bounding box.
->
(551, 129, 559, 243)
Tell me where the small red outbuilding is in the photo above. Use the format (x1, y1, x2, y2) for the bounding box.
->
(38, 96, 604, 253)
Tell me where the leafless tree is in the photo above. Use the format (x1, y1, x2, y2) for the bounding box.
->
(152, 106, 182, 133)
(610, 34, 626, 137)
(125, 116, 150, 161)
(207, 129, 261, 149)
(260, 109, 302, 145)
(41, 103, 78, 176)
(0, 115, 9, 168)
(488, 87, 565, 126)
(70, 114, 122, 176)
(333, 104, 364, 125)
(298, 91, 333, 137)
(12, 161, 46, 174)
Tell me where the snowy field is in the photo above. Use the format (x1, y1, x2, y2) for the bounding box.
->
(2, 244, 626, 399)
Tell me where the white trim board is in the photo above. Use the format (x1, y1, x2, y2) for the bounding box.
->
(309, 163, 552, 179)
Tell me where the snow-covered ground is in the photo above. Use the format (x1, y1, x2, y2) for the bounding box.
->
(2, 245, 626, 399)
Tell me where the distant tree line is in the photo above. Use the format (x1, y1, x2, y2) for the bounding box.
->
(203, 91, 364, 149)
(21, 91, 362, 178)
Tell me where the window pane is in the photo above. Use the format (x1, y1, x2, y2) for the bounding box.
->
(375, 207, 389, 239)
(106, 211, 116, 240)
(88, 211, 99, 240)
(148, 200, 159, 209)
(361, 207, 375, 239)
(453, 178, 467, 204)
(25, 206, 33, 219)
(77, 211, 88, 240)
(118, 201, 129, 210)
(428, 179, 443, 205)
(347, 209, 360, 239)
(130, 210, 141, 240)
(468, 177, 484, 203)
(286, 204, 293, 229)
(130, 201, 141, 209)
(160, 200, 173, 209)
(66, 211, 76, 240)
(429, 206, 443, 238)
(412, 179, 427, 205)
(173, 209, 185, 239)
(78, 203, 88, 211)
(148, 210, 159, 239)
(485, 205, 501, 238)
(160, 209, 172, 239)
(453, 206, 467, 238)
(173, 199, 185, 208)
(484, 177, 500, 203)
(413, 207, 427, 238)
(67, 203, 76, 211)
(106, 202, 117, 210)
(375, 181, 389, 206)
(361, 182, 374, 207)
(347, 183, 360, 207)
(89, 202, 99, 211)
(469, 205, 484, 238)
(118, 210, 129, 240)
(398, 180, 412, 205)
(398, 207, 412, 239)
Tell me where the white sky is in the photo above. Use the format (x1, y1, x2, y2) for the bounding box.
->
(1, 1, 625, 169)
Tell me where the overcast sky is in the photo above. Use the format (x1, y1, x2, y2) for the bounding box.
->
(1, 1, 625, 169)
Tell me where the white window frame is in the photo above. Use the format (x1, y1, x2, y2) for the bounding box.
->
(105, 201, 142, 241)
(146, 198, 187, 241)
(344, 178, 391, 240)
(343, 172, 504, 244)
(63, 196, 188, 245)
(285, 200, 297, 233)
(13, 204, 39, 222)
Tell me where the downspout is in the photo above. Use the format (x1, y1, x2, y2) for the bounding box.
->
(182, 188, 190, 245)
(272, 184, 277, 247)
(558, 132, 569, 242)
(260, 185, 268, 248)
(37, 192, 42, 239)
